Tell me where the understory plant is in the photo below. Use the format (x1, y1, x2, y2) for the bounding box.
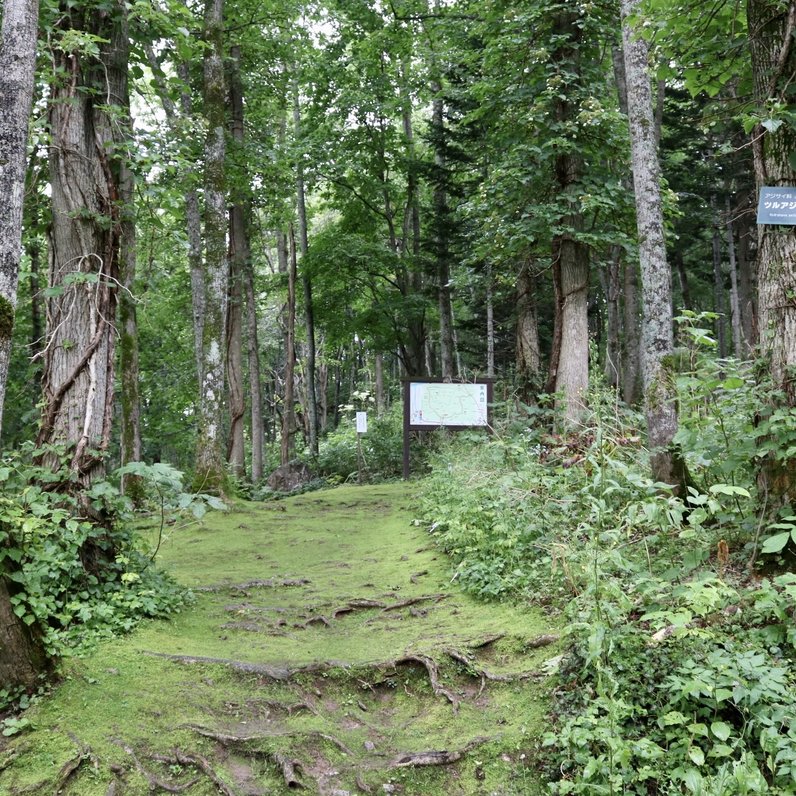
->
(0, 450, 214, 668)
(421, 343, 796, 793)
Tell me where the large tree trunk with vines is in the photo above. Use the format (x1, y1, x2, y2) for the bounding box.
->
(749, 0, 796, 504)
(622, 0, 684, 487)
(38, 0, 129, 485)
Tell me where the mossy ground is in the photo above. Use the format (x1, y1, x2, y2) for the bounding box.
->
(0, 483, 559, 795)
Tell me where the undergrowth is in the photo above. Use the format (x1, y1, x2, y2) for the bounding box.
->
(420, 317, 796, 794)
(0, 451, 217, 707)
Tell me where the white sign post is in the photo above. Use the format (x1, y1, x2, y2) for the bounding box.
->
(355, 412, 367, 482)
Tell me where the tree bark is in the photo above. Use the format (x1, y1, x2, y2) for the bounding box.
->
(622, 259, 642, 405)
(194, 0, 228, 492)
(38, 0, 129, 484)
(281, 228, 297, 466)
(725, 197, 744, 357)
(602, 248, 622, 388)
(748, 0, 796, 504)
(227, 45, 248, 480)
(711, 196, 728, 357)
(550, 9, 589, 425)
(293, 81, 318, 457)
(515, 258, 541, 403)
(0, 0, 39, 430)
(375, 353, 385, 414)
(622, 0, 683, 486)
(486, 262, 495, 378)
(430, 83, 456, 380)
(0, 0, 50, 693)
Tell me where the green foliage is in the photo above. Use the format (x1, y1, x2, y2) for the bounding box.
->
(420, 359, 796, 792)
(315, 404, 405, 483)
(0, 452, 202, 664)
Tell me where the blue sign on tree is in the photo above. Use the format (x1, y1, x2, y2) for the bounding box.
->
(757, 187, 796, 225)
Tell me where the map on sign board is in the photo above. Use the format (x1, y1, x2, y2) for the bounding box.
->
(408, 382, 488, 427)
(757, 186, 796, 225)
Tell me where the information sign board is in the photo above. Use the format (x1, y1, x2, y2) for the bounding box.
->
(356, 412, 368, 433)
(402, 378, 493, 478)
(757, 186, 796, 225)
(408, 382, 489, 429)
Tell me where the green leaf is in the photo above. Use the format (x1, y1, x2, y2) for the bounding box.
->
(761, 531, 791, 554)
(708, 484, 750, 497)
(710, 721, 732, 741)
(688, 746, 705, 767)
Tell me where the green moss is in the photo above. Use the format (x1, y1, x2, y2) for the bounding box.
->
(0, 484, 559, 794)
(0, 294, 15, 340)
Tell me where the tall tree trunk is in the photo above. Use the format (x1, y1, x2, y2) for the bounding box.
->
(142, 43, 204, 382)
(622, 259, 642, 405)
(737, 208, 757, 351)
(374, 353, 385, 414)
(431, 83, 456, 380)
(748, 0, 796, 505)
(673, 249, 692, 310)
(486, 262, 495, 378)
(622, 0, 684, 487)
(226, 45, 248, 480)
(118, 147, 141, 493)
(516, 258, 541, 403)
(602, 247, 622, 387)
(711, 196, 728, 357)
(400, 59, 426, 377)
(281, 228, 297, 466)
(551, 9, 589, 425)
(194, 0, 228, 492)
(0, 0, 49, 693)
(725, 197, 744, 357)
(293, 81, 318, 457)
(554, 237, 590, 422)
(38, 0, 129, 484)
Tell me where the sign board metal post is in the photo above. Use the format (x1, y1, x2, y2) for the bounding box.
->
(402, 378, 493, 479)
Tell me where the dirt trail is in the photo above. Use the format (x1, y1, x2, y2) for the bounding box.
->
(0, 483, 559, 795)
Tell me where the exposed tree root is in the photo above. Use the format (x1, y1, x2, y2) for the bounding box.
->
(468, 633, 505, 649)
(386, 654, 459, 708)
(186, 724, 353, 756)
(112, 739, 200, 792)
(105, 780, 121, 796)
(356, 772, 374, 793)
(52, 733, 95, 795)
(196, 578, 311, 593)
(150, 751, 238, 796)
(272, 752, 304, 788)
(391, 736, 491, 768)
(525, 633, 559, 649)
(444, 649, 542, 682)
(143, 652, 349, 680)
(381, 593, 448, 612)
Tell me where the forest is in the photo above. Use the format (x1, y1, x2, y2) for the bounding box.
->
(2, 0, 796, 792)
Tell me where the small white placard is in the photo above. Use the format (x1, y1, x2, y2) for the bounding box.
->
(356, 412, 368, 433)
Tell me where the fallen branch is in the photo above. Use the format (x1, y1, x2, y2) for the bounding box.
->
(150, 751, 238, 796)
(391, 737, 491, 768)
